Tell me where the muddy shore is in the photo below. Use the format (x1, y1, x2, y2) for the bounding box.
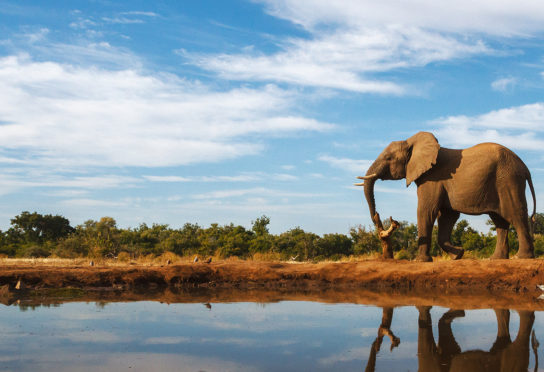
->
(2, 259, 544, 309)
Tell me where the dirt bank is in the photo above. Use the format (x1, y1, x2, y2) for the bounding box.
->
(1, 258, 544, 294)
(2, 259, 544, 310)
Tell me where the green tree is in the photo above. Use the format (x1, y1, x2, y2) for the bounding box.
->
(9, 211, 74, 244)
(349, 225, 380, 255)
(249, 216, 273, 254)
(532, 213, 544, 235)
(79, 217, 121, 258)
(275, 227, 319, 260)
(391, 222, 418, 256)
(252, 215, 270, 236)
(171, 223, 202, 256)
(216, 224, 253, 258)
(316, 233, 352, 259)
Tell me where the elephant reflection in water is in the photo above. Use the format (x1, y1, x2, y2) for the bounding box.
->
(364, 307, 400, 372)
(365, 307, 539, 372)
(418, 306, 538, 372)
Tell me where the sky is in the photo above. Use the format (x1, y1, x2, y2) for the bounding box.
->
(0, 0, 543, 234)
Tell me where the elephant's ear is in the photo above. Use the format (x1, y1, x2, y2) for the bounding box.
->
(405, 132, 440, 186)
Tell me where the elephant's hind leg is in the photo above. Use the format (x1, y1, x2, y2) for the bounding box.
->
(489, 213, 509, 259)
(499, 186, 534, 258)
(512, 216, 535, 259)
(437, 210, 464, 260)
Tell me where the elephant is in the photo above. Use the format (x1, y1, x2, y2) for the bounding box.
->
(416, 306, 537, 372)
(356, 131, 536, 261)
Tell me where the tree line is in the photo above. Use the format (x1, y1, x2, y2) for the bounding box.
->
(1, 211, 543, 260)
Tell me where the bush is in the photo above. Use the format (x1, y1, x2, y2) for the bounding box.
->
(117, 251, 131, 262)
(22, 245, 51, 258)
(395, 249, 413, 260)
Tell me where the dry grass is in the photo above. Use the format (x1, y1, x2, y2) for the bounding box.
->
(0, 251, 470, 267)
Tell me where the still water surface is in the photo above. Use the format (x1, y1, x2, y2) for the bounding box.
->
(0, 297, 542, 371)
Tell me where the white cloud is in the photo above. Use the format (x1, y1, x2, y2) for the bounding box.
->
(144, 336, 191, 345)
(189, 26, 487, 94)
(69, 18, 96, 30)
(319, 155, 372, 173)
(142, 172, 295, 183)
(185, 1, 544, 93)
(59, 198, 129, 208)
(191, 187, 325, 200)
(255, 0, 544, 36)
(143, 175, 192, 182)
(491, 77, 517, 92)
(432, 102, 544, 150)
(102, 17, 145, 24)
(121, 11, 159, 17)
(62, 330, 125, 343)
(0, 55, 333, 168)
(0, 173, 139, 195)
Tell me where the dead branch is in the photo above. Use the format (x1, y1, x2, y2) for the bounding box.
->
(372, 213, 400, 259)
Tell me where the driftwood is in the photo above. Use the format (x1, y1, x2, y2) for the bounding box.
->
(372, 213, 400, 259)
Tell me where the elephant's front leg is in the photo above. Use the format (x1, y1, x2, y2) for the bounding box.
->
(416, 192, 439, 262)
(437, 210, 464, 260)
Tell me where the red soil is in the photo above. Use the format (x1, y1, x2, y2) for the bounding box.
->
(1, 259, 544, 291)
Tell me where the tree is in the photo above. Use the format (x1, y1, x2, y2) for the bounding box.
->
(252, 215, 270, 236)
(9, 211, 74, 244)
(349, 225, 380, 255)
(78, 217, 121, 258)
(216, 224, 253, 258)
(532, 213, 544, 235)
(275, 227, 319, 260)
(316, 233, 352, 258)
(250, 216, 273, 254)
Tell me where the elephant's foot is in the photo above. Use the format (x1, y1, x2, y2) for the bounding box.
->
(415, 255, 433, 262)
(490, 252, 509, 259)
(440, 309, 465, 323)
(448, 248, 464, 260)
(514, 251, 535, 259)
(440, 243, 464, 260)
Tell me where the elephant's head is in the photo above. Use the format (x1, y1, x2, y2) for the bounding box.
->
(356, 131, 440, 219)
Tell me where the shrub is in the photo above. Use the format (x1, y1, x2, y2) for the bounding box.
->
(395, 249, 412, 260)
(117, 251, 131, 262)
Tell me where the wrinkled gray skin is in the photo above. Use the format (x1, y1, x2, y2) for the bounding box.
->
(361, 131, 536, 261)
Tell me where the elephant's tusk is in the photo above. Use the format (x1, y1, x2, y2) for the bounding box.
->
(354, 182, 365, 186)
(357, 173, 377, 180)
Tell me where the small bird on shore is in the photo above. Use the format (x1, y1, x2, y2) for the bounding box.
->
(193, 256, 199, 263)
(89, 260, 94, 267)
(537, 285, 544, 299)
(205, 257, 212, 264)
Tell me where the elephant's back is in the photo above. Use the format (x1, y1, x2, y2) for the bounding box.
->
(462, 142, 530, 177)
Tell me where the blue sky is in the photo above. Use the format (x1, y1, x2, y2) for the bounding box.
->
(0, 0, 543, 234)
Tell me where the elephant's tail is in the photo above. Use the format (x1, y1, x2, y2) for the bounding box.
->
(528, 173, 537, 238)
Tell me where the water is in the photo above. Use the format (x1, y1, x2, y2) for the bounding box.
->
(0, 293, 542, 371)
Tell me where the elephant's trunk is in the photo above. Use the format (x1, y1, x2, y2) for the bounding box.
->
(360, 162, 380, 220)
(364, 176, 377, 220)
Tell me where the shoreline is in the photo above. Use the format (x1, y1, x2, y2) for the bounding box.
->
(1, 259, 543, 294)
